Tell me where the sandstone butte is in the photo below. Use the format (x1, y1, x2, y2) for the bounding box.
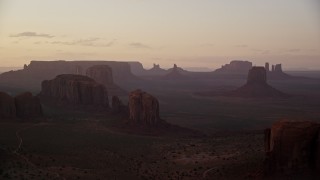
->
(41, 74, 109, 107)
(264, 120, 320, 177)
(229, 66, 288, 97)
(128, 89, 164, 126)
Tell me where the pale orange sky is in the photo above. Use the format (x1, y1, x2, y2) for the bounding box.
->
(0, 0, 319, 70)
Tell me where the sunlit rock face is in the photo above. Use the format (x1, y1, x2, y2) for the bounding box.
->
(15, 92, 43, 119)
(264, 120, 320, 177)
(0, 92, 16, 119)
(128, 89, 161, 126)
(41, 74, 109, 107)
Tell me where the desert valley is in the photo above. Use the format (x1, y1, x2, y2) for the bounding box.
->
(1, 60, 320, 179)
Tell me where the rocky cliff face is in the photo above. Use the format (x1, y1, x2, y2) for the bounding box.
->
(264, 120, 320, 177)
(228, 67, 288, 98)
(41, 74, 109, 107)
(0, 91, 42, 120)
(15, 92, 43, 119)
(128, 90, 161, 126)
(215, 60, 253, 74)
(0, 60, 138, 91)
(0, 92, 16, 119)
(86, 65, 114, 85)
(86, 65, 127, 96)
(247, 67, 267, 84)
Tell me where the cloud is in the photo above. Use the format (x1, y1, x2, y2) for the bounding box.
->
(287, 49, 301, 53)
(235, 44, 248, 48)
(129, 42, 151, 49)
(50, 38, 115, 47)
(10, 32, 54, 38)
(252, 49, 271, 54)
(200, 43, 215, 47)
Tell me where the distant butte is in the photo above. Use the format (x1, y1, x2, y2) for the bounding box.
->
(227, 67, 289, 98)
(162, 64, 186, 80)
(215, 60, 252, 74)
(86, 65, 127, 96)
(196, 66, 289, 98)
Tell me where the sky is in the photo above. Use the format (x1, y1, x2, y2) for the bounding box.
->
(0, 0, 319, 70)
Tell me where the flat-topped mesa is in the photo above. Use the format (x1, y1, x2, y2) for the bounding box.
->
(86, 65, 127, 96)
(40, 74, 109, 107)
(0, 60, 138, 91)
(15, 92, 43, 119)
(128, 89, 163, 126)
(264, 120, 320, 177)
(0, 92, 16, 119)
(247, 66, 267, 85)
(86, 65, 114, 85)
(215, 60, 253, 74)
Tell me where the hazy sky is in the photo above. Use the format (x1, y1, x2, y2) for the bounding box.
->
(0, 0, 319, 70)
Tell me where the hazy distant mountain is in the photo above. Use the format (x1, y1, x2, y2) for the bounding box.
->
(215, 60, 252, 74)
(0, 67, 21, 73)
(184, 67, 214, 72)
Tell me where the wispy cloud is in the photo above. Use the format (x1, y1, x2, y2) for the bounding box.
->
(50, 38, 115, 47)
(200, 43, 215, 47)
(129, 42, 151, 49)
(286, 48, 301, 53)
(234, 44, 248, 48)
(10, 32, 54, 38)
(252, 49, 271, 54)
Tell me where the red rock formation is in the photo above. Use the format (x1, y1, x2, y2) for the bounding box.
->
(41, 74, 108, 107)
(86, 65, 126, 96)
(229, 67, 288, 98)
(15, 92, 43, 119)
(128, 90, 161, 126)
(0, 92, 16, 119)
(264, 120, 320, 177)
(86, 65, 114, 85)
(247, 67, 267, 84)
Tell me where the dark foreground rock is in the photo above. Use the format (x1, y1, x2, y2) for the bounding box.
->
(264, 120, 320, 178)
(0, 92, 16, 119)
(15, 92, 43, 119)
(112, 96, 128, 115)
(40, 74, 109, 107)
(0, 91, 42, 121)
